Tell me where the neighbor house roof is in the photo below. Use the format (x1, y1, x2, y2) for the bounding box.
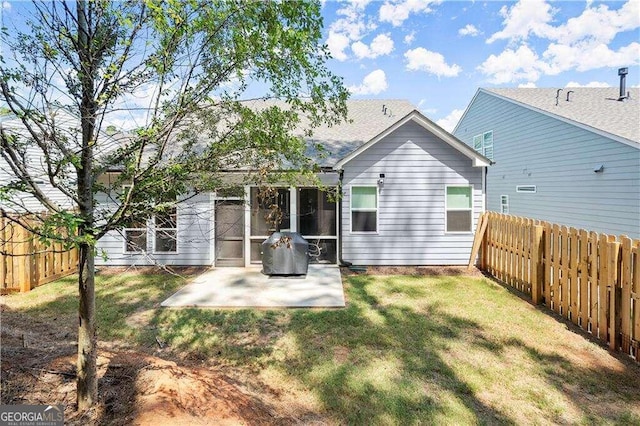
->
(334, 109, 492, 170)
(474, 87, 640, 147)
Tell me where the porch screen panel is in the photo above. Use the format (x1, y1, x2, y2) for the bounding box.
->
(298, 188, 336, 236)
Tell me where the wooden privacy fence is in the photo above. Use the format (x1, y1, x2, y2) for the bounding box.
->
(470, 212, 640, 363)
(0, 216, 79, 293)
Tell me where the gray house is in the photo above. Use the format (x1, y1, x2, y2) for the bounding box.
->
(95, 100, 491, 267)
(454, 86, 640, 239)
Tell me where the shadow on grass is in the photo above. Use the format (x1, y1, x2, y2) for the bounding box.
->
(280, 275, 516, 424)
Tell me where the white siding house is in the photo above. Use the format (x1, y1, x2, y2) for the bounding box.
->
(1, 101, 491, 267)
(454, 86, 640, 239)
(335, 111, 490, 266)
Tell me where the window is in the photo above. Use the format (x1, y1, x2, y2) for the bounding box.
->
(473, 131, 493, 160)
(516, 185, 537, 193)
(123, 217, 147, 253)
(500, 195, 509, 214)
(351, 186, 377, 233)
(446, 186, 472, 233)
(154, 205, 177, 252)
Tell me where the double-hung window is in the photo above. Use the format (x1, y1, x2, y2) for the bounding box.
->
(351, 186, 377, 233)
(124, 217, 147, 253)
(154, 204, 177, 253)
(445, 186, 473, 233)
(473, 131, 493, 160)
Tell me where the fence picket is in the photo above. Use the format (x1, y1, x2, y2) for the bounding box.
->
(0, 216, 78, 293)
(476, 213, 638, 364)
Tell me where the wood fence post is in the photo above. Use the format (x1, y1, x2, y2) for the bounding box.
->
(530, 225, 544, 305)
(18, 225, 33, 293)
(608, 240, 621, 351)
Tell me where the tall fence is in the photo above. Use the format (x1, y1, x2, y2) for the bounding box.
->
(472, 212, 639, 363)
(0, 216, 78, 293)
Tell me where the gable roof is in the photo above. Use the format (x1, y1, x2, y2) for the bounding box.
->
(241, 99, 416, 167)
(466, 87, 640, 147)
(333, 109, 492, 170)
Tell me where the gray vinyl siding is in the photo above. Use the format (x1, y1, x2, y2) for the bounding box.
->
(0, 145, 75, 213)
(95, 192, 213, 266)
(341, 120, 484, 265)
(454, 91, 640, 238)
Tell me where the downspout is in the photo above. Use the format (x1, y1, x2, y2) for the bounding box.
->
(337, 169, 352, 267)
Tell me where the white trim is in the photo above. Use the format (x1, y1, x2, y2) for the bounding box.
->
(444, 184, 474, 234)
(350, 185, 379, 234)
(481, 89, 639, 149)
(333, 110, 491, 170)
(481, 169, 486, 214)
(122, 226, 148, 254)
(244, 186, 251, 267)
(151, 208, 179, 254)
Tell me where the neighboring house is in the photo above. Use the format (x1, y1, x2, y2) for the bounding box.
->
(454, 85, 640, 239)
(0, 111, 122, 213)
(95, 100, 491, 267)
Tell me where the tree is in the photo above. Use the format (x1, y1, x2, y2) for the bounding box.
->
(0, 0, 347, 410)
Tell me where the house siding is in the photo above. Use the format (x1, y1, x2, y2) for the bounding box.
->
(454, 91, 640, 238)
(340, 120, 484, 265)
(95, 192, 213, 266)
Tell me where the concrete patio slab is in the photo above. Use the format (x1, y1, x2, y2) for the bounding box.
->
(161, 264, 345, 308)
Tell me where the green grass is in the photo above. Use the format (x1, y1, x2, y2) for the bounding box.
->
(3, 271, 640, 425)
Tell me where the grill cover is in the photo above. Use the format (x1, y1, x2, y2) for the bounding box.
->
(261, 232, 309, 275)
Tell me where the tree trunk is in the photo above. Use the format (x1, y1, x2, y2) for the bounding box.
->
(76, 242, 96, 410)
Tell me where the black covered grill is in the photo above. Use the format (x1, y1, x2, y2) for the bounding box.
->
(261, 232, 309, 275)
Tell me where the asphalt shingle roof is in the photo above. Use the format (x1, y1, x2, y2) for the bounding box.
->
(242, 99, 417, 167)
(483, 87, 640, 145)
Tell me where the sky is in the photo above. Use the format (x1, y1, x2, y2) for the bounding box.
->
(320, 0, 640, 130)
(1, 0, 639, 132)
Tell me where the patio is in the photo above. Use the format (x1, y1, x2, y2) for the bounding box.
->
(160, 264, 345, 308)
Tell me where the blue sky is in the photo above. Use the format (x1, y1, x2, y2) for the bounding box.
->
(320, 0, 640, 130)
(1, 1, 638, 132)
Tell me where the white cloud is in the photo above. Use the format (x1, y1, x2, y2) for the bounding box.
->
(379, 0, 439, 27)
(436, 109, 464, 132)
(565, 81, 610, 88)
(324, 0, 376, 61)
(348, 69, 388, 95)
(518, 82, 537, 88)
(326, 32, 350, 61)
(352, 33, 394, 59)
(481, 0, 640, 83)
(543, 41, 640, 73)
(478, 45, 549, 84)
(403, 31, 416, 45)
(487, 0, 556, 44)
(458, 24, 479, 37)
(404, 47, 461, 77)
(2, 1, 11, 11)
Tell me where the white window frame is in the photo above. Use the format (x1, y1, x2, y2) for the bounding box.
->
(444, 184, 474, 234)
(121, 184, 147, 253)
(473, 130, 493, 160)
(152, 204, 178, 254)
(123, 221, 148, 253)
(516, 185, 537, 193)
(350, 185, 379, 234)
(500, 195, 509, 214)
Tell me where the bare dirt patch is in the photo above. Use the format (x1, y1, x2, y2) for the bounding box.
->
(0, 307, 288, 425)
(341, 265, 484, 277)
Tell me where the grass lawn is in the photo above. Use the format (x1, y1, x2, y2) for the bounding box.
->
(2, 269, 639, 425)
